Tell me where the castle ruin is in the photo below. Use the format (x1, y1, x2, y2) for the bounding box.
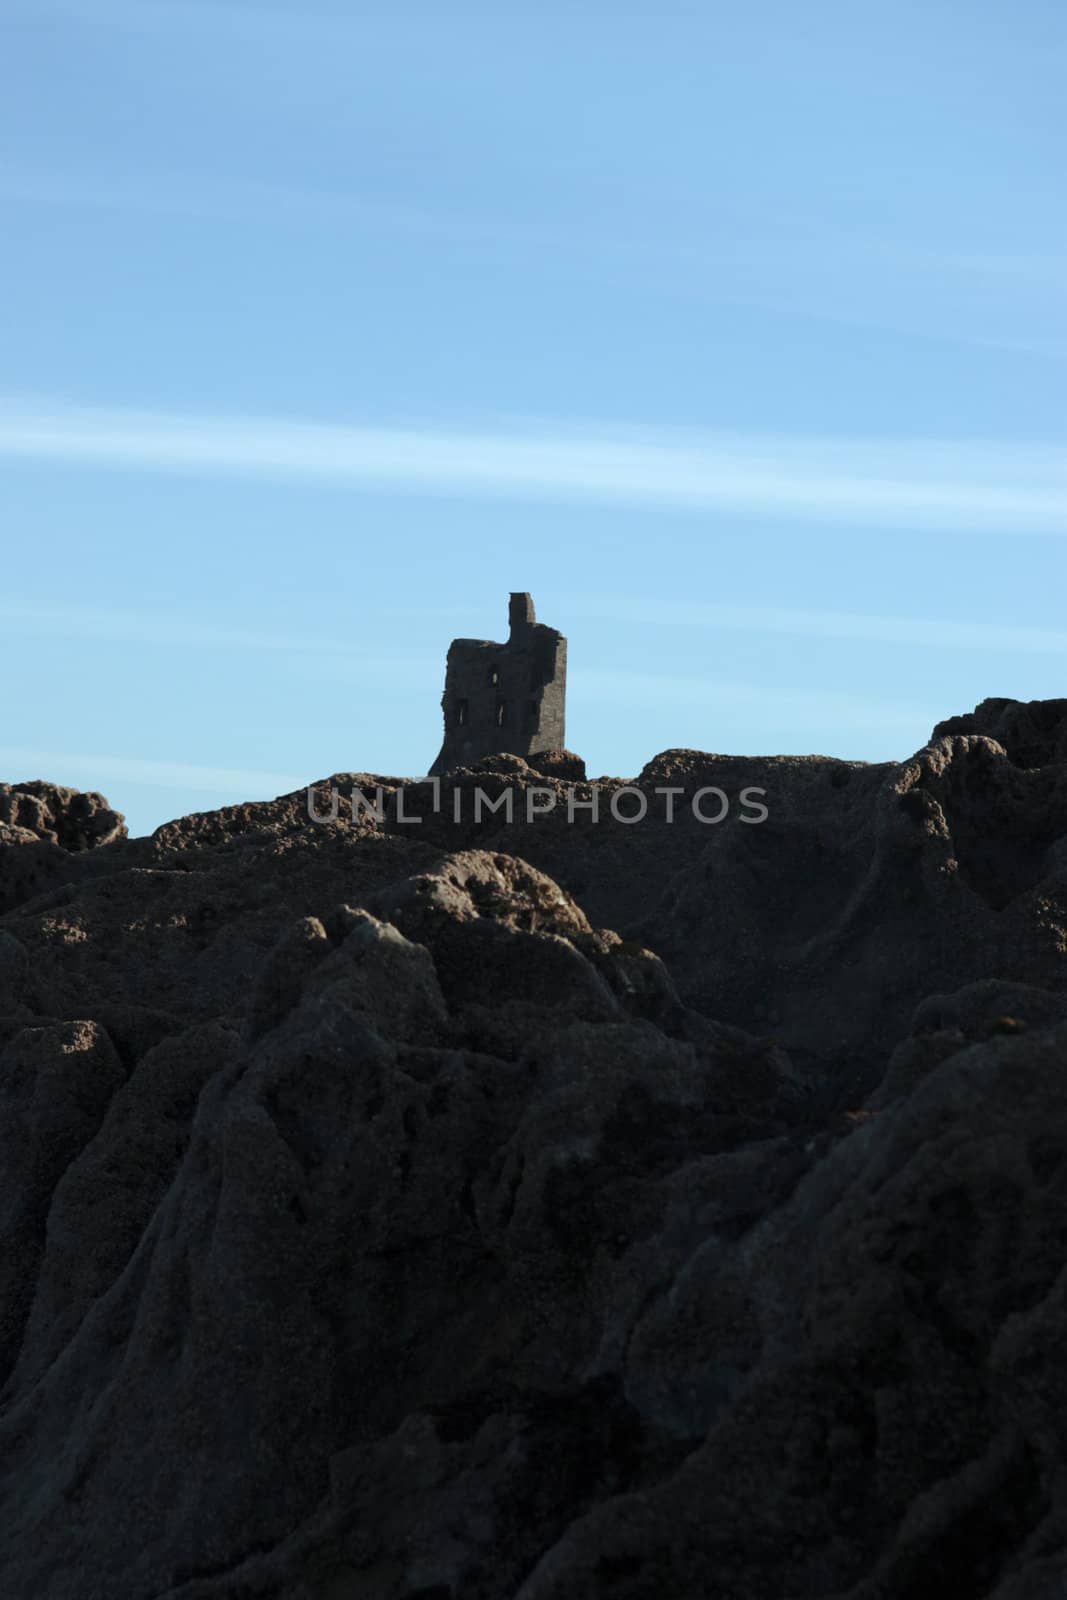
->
(429, 593, 566, 774)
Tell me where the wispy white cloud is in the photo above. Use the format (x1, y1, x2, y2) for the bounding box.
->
(2, 146, 1064, 362)
(0, 167, 468, 235)
(0, 601, 372, 658)
(6, 0, 333, 43)
(573, 669, 938, 735)
(0, 746, 304, 794)
(4, 594, 1063, 664)
(0, 602, 444, 691)
(565, 597, 1067, 655)
(2, 165, 1063, 361)
(1, 398, 1064, 534)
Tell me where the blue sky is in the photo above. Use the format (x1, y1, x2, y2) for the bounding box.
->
(2, 0, 1065, 837)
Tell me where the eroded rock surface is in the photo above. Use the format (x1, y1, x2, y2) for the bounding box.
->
(0, 781, 127, 917)
(0, 700, 1066, 1598)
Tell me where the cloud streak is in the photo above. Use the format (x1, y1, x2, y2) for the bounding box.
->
(0, 746, 304, 795)
(573, 669, 938, 736)
(565, 597, 1067, 655)
(2, 165, 1063, 362)
(7, 597, 1063, 688)
(1, 399, 1065, 534)
(0, 601, 379, 659)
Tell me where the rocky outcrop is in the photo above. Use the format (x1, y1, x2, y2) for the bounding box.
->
(0, 781, 127, 916)
(0, 699, 1065, 1598)
(934, 695, 1067, 768)
(0, 779, 126, 851)
(526, 747, 588, 782)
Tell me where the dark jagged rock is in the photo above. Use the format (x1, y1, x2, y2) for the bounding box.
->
(0, 779, 126, 851)
(934, 695, 1067, 769)
(0, 700, 1066, 1598)
(0, 780, 127, 916)
(526, 748, 588, 782)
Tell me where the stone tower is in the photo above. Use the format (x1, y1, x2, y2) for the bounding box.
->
(429, 592, 567, 774)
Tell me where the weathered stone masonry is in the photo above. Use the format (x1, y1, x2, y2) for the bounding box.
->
(429, 593, 567, 774)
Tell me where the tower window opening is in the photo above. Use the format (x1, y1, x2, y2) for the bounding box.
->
(488, 663, 500, 687)
(456, 698, 468, 727)
(497, 701, 508, 727)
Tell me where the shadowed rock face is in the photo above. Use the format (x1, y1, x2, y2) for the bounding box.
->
(0, 781, 126, 914)
(0, 699, 1066, 1598)
(935, 695, 1067, 769)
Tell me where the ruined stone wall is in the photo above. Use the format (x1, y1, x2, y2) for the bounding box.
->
(429, 593, 567, 774)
